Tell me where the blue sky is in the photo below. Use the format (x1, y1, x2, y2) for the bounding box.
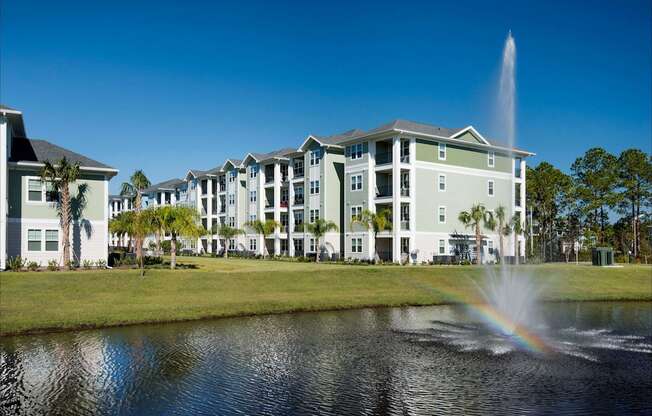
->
(2, 0, 650, 193)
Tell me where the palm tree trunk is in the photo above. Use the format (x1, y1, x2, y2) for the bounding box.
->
(62, 185, 71, 269)
(514, 232, 519, 265)
(155, 231, 161, 257)
(315, 238, 320, 263)
(135, 192, 143, 263)
(475, 224, 482, 265)
(170, 235, 177, 269)
(499, 233, 504, 263)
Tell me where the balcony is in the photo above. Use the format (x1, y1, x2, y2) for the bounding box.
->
(219, 205, 226, 213)
(219, 184, 226, 192)
(294, 196, 304, 205)
(294, 224, 304, 232)
(265, 201, 274, 209)
(376, 152, 392, 165)
(280, 225, 288, 233)
(280, 200, 289, 208)
(400, 187, 410, 197)
(376, 185, 393, 198)
(400, 154, 410, 163)
(294, 169, 304, 179)
(400, 220, 410, 231)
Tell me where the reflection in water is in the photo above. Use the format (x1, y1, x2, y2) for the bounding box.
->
(1, 302, 651, 415)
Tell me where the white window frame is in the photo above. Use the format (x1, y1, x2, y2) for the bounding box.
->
(249, 214, 257, 222)
(351, 174, 363, 191)
(249, 190, 256, 203)
(309, 238, 317, 252)
(310, 180, 320, 195)
(228, 194, 235, 205)
(438, 143, 446, 160)
(249, 238, 257, 251)
(488, 240, 494, 254)
(351, 237, 363, 253)
(229, 239, 236, 250)
(27, 229, 42, 252)
(26, 176, 58, 205)
(45, 229, 59, 252)
(438, 174, 446, 192)
(310, 149, 321, 166)
(350, 143, 363, 160)
(350, 205, 362, 222)
(228, 171, 236, 183)
(309, 209, 320, 223)
(488, 151, 495, 168)
(488, 180, 495, 197)
(439, 239, 446, 255)
(438, 205, 446, 224)
(250, 165, 258, 178)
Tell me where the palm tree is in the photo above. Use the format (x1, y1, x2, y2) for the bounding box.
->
(351, 208, 392, 263)
(159, 206, 205, 269)
(121, 170, 151, 262)
(41, 157, 81, 269)
(510, 213, 524, 265)
(458, 204, 494, 264)
(304, 218, 339, 263)
(213, 224, 244, 258)
(141, 207, 164, 256)
(493, 205, 509, 262)
(109, 211, 132, 250)
(246, 219, 280, 258)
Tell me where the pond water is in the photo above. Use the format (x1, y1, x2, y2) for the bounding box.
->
(1, 302, 651, 415)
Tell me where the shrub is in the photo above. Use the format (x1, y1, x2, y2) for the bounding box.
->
(6, 256, 26, 271)
(144, 256, 163, 266)
(47, 259, 59, 271)
(27, 261, 40, 271)
(82, 259, 94, 269)
(96, 259, 107, 269)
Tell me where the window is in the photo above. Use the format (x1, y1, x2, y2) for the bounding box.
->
(229, 239, 235, 250)
(401, 237, 410, 254)
(488, 180, 495, 197)
(400, 139, 410, 162)
(28, 229, 42, 251)
(438, 143, 446, 160)
(281, 188, 289, 203)
(310, 180, 320, 195)
(488, 151, 495, 168)
(249, 238, 257, 251)
(515, 183, 522, 207)
(294, 159, 304, 177)
(350, 143, 363, 160)
(228, 194, 235, 205)
(250, 166, 258, 178)
(438, 174, 446, 192)
(439, 239, 446, 255)
(351, 174, 362, 191)
(309, 238, 317, 252)
(515, 157, 522, 178)
(438, 206, 446, 224)
(249, 214, 257, 222)
(28, 179, 43, 202)
(294, 238, 304, 253)
(228, 216, 235, 227)
(309, 209, 320, 223)
(45, 182, 59, 202)
(351, 205, 362, 222)
(351, 237, 363, 253)
(310, 149, 321, 166)
(488, 240, 494, 255)
(45, 230, 59, 251)
(228, 171, 237, 183)
(250, 191, 257, 203)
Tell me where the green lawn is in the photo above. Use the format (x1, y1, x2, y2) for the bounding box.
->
(1, 257, 650, 336)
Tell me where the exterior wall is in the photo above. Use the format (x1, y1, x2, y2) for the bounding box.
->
(415, 139, 511, 173)
(323, 149, 344, 256)
(0, 117, 9, 270)
(6, 166, 109, 266)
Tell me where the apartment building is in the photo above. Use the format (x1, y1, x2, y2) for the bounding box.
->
(112, 118, 532, 264)
(1, 105, 118, 269)
(108, 193, 134, 247)
(339, 120, 532, 263)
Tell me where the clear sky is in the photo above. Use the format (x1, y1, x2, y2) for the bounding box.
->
(1, 0, 650, 193)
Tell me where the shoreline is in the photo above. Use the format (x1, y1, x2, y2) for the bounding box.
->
(3, 297, 650, 338)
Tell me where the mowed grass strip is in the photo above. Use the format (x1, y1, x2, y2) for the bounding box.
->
(1, 257, 650, 336)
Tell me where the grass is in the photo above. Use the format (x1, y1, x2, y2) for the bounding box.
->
(1, 257, 650, 336)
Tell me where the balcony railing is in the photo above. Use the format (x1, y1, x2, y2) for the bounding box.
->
(294, 224, 304, 232)
(400, 187, 410, 197)
(294, 170, 304, 179)
(400, 154, 410, 163)
(376, 185, 393, 198)
(294, 196, 304, 205)
(280, 200, 288, 208)
(265, 201, 274, 208)
(400, 220, 410, 230)
(265, 175, 274, 184)
(219, 205, 226, 213)
(376, 152, 392, 165)
(280, 225, 288, 233)
(219, 184, 226, 192)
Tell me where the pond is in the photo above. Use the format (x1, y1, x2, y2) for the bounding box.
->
(1, 302, 651, 415)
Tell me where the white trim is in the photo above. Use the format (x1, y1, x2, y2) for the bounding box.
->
(438, 143, 446, 161)
(344, 165, 368, 174)
(350, 173, 363, 192)
(415, 161, 513, 180)
(437, 205, 447, 224)
(488, 151, 495, 168)
(487, 179, 495, 197)
(437, 173, 447, 192)
(450, 125, 491, 145)
(9, 161, 118, 174)
(350, 205, 362, 222)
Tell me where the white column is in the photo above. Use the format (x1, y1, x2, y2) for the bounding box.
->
(196, 180, 202, 253)
(391, 137, 401, 263)
(367, 140, 376, 260)
(409, 137, 417, 263)
(288, 163, 295, 257)
(171, 191, 176, 205)
(273, 162, 281, 256)
(258, 166, 265, 255)
(206, 178, 213, 253)
(1, 116, 8, 271)
(520, 158, 527, 259)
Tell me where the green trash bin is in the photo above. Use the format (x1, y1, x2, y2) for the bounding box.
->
(592, 247, 614, 266)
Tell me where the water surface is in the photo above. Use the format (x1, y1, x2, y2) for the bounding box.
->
(1, 302, 651, 415)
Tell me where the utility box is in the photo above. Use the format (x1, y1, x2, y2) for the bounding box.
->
(592, 247, 614, 266)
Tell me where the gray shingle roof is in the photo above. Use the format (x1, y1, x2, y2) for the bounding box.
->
(143, 178, 184, 193)
(250, 147, 295, 162)
(313, 129, 366, 145)
(9, 137, 116, 170)
(366, 119, 463, 138)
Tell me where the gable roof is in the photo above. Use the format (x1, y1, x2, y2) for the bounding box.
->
(221, 159, 243, 170)
(298, 129, 366, 151)
(366, 119, 463, 138)
(9, 137, 117, 172)
(143, 178, 184, 193)
(251, 147, 295, 162)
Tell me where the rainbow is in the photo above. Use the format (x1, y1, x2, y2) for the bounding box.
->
(406, 278, 552, 354)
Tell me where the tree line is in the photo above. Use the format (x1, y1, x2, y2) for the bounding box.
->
(526, 147, 651, 262)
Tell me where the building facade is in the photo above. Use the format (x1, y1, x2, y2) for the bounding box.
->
(111, 119, 533, 264)
(1, 105, 118, 269)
